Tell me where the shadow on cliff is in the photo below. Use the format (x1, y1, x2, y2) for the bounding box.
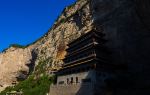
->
(75, 71, 136, 95)
(27, 49, 38, 74)
(16, 49, 38, 81)
(75, 0, 150, 95)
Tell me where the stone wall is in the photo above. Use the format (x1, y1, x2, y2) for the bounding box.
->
(49, 70, 96, 95)
(49, 83, 94, 95)
(49, 70, 116, 95)
(56, 70, 96, 85)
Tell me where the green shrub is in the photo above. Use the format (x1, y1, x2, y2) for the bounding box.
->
(1, 44, 27, 52)
(10, 44, 27, 48)
(0, 75, 54, 95)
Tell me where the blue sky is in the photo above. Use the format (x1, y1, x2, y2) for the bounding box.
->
(0, 0, 76, 52)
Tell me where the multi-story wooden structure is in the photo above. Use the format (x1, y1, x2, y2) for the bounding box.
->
(49, 29, 121, 95)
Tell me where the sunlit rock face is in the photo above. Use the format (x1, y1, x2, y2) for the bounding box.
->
(1, 0, 150, 94)
(0, 47, 33, 91)
(0, 0, 93, 91)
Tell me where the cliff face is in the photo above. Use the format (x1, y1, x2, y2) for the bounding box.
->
(0, 0, 92, 91)
(0, 47, 33, 91)
(91, 0, 150, 94)
(1, 0, 150, 94)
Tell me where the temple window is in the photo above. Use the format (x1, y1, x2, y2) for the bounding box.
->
(76, 77, 79, 83)
(82, 78, 91, 83)
(58, 81, 64, 85)
(71, 77, 73, 84)
(67, 78, 69, 84)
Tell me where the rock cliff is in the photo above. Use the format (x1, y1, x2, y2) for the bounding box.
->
(0, 0, 92, 91)
(1, 0, 150, 94)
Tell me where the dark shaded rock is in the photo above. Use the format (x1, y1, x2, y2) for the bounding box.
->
(91, 0, 150, 94)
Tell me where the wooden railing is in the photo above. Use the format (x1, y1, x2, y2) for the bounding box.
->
(64, 54, 96, 67)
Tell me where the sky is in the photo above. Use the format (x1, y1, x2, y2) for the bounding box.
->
(0, 0, 76, 52)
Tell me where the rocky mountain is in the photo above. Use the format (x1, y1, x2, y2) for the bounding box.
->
(0, 0, 92, 91)
(1, 0, 150, 94)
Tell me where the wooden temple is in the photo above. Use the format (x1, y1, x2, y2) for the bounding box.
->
(57, 29, 112, 76)
(49, 29, 125, 95)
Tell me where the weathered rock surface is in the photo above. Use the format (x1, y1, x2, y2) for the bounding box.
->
(0, 0, 92, 91)
(91, 0, 150, 94)
(0, 47, 33, 91)
(1, 0, 150, 94)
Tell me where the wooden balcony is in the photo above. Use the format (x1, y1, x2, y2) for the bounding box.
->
(64, 54, 96, 68)
(57, 60, 97, 75)
(57, 57, 111, 76)
(64, 45, 109, 64)
(67, 38, 106, 55)
(65, 42, 97, 60)
(63, 54, 108, 69)
(64, 53, 96, 65)
(68, 31, 105, 49)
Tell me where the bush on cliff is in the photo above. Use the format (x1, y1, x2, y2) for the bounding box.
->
(0, 75, 54, 95)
